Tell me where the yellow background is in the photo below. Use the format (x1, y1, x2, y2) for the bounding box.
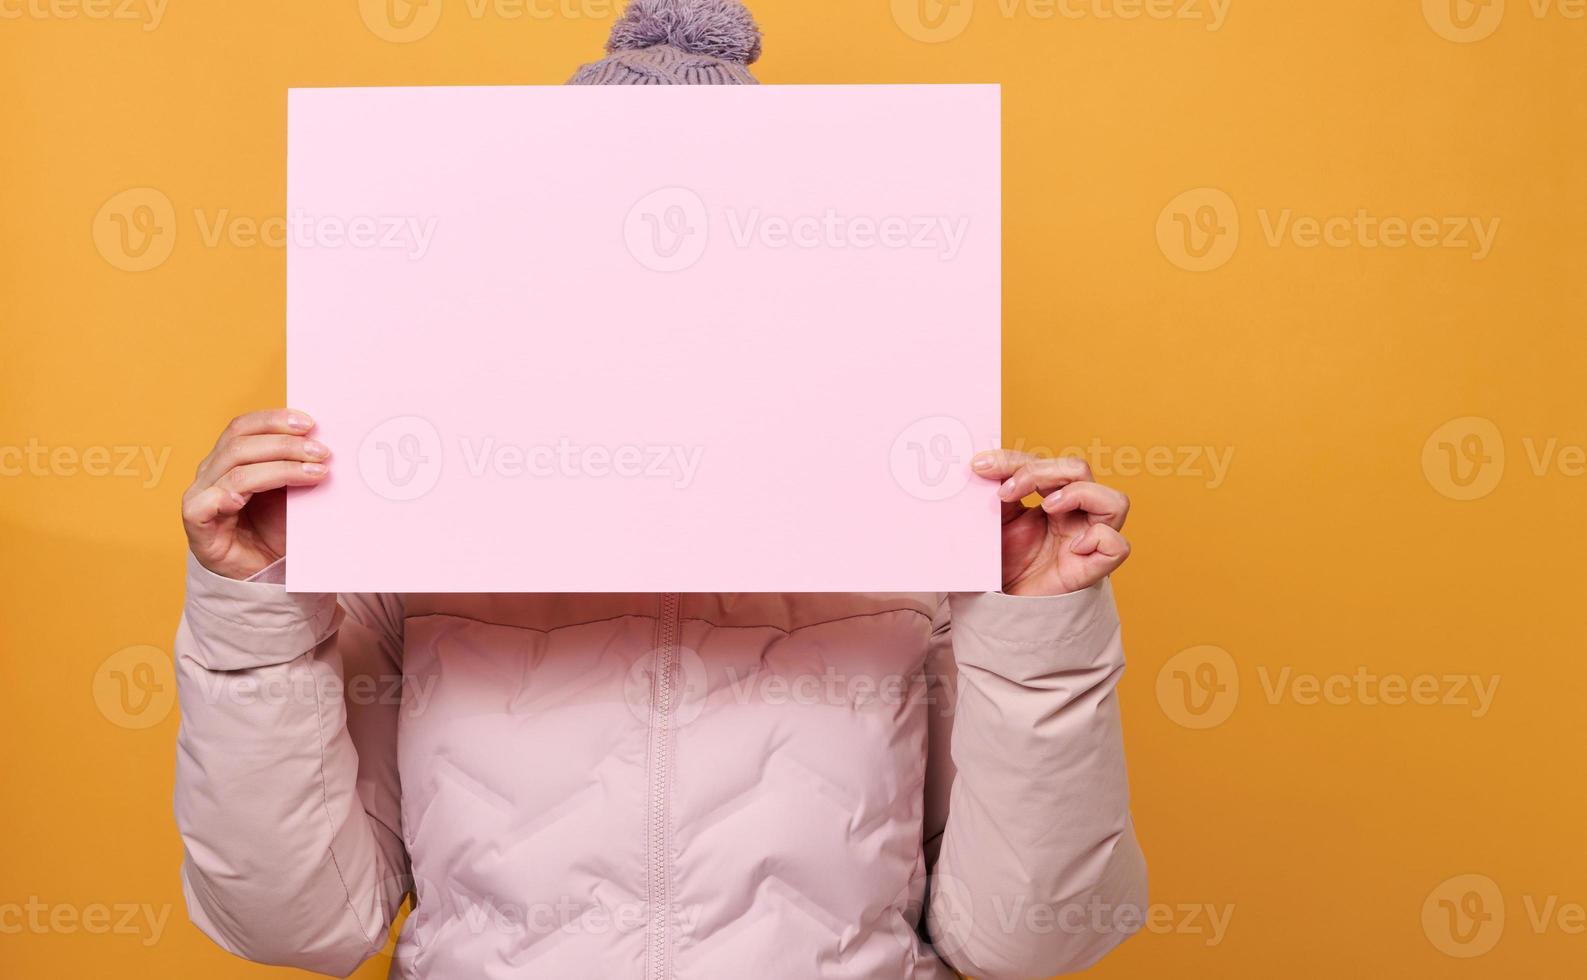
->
(3, 0, 1584, 976)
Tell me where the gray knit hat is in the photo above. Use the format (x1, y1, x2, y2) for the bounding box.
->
(568, 0, 761, 85)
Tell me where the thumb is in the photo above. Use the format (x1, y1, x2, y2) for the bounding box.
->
(1069, 523, 1130, 562)
(182, 484, 249, 532)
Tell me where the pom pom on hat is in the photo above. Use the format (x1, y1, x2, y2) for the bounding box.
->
(606, 0, 763, 65)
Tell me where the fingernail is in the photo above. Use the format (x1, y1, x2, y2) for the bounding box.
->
(1043, 490, 1063, 510)
(971, 455, 994, 472)
(1070, 535, 1087, 553)
(303, 462, 328, 477)
(998, 478, 1017, 499)
(287, 414, 313, 432)
(228, 491, 246, 506)
(304, 440, 330, 459)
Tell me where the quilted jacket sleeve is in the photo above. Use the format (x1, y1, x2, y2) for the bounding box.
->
(172, 554, 409, 977)
(922, 582, 1147, 979)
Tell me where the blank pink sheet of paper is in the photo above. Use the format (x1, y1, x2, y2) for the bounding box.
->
(286, 84, 1001, 593)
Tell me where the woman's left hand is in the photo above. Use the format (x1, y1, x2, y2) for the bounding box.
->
(972, 449, 1132, 597)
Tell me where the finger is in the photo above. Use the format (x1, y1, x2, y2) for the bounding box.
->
(181, 484, 249, 530)
(993, 456, 1095, 501)
(200, 410, 317, 482)
(1040, 481, 1130, 529)
(1070, 523, 1131, 563)
(1000, 496, 1031, 525)
(219, 409, 316, 441)
(970, 449, 1039, 481)
(197, 434, 330, 485)
(970, 450, 1048, 520)
(214, 460, 329, 496)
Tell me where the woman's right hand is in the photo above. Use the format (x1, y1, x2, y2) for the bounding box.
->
(182, 409, 332, 581)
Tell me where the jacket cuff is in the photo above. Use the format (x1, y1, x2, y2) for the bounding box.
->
(948, 580, 1122, 671)
(181, 554, 339, 671)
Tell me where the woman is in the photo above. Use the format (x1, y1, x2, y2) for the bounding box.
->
(172, 3, 1146, 978)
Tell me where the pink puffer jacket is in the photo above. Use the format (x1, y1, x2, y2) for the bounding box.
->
(173, 556, 1146, 979)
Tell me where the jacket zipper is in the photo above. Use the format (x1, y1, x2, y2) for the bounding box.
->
(648, 593, 681, 980)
